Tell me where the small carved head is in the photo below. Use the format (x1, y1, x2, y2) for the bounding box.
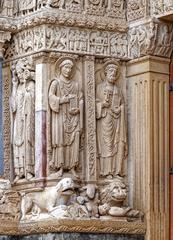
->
(55, 57, 76, 79)
(100, 178, 127, 206)
(56, 177, 74, 195)
(104, 60, 120, 84)
(15, 58, 34, 83)
(59, 59, 74, 79)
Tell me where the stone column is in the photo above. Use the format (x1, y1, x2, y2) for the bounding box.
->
(34, 53, 50, 181)
(127, 56, 169, 240)
(0, 32, 11, 176)
(83, 56, 97, 182)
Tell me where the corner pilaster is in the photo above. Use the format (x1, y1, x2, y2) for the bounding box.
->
(127, 56, 170, 240)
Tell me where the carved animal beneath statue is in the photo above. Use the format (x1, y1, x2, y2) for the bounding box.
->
(99, 178, 128, 217)
(21, 178, 74, 220)
(99, 178, 140, 217)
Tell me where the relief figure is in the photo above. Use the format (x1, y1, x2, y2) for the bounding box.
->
(96, 60, 127, 179)
(0, 0, 14, 16)
(49, 57, 83, 179)
(10, 59, 35, 183)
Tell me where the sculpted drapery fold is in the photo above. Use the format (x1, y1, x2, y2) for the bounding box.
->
(96, 60, 127, 178)
(49, 57, 83, 179)
(10, 58, 35, 183)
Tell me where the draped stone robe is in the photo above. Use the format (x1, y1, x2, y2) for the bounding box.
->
(11, 80, 35, 177)
(49, 78, 83, 171)
(96, 81, 127, 177)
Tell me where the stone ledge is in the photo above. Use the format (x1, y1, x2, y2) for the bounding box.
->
(0, 219, 146, 236)
(0, 233, 145, 240)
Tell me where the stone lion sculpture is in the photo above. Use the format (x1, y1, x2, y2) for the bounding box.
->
(99, 178, 130, 217)
(21, 178, 75, 220)
(99, 178, 139, 217)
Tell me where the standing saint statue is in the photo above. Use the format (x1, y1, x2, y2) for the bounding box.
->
(49, 57, 83, 178)
(10, 58, 35, 183)
(96, 60, 127, 179)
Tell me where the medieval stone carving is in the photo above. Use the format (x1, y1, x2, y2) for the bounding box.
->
(85, 0, 106, 16)
(21, 178, 75, 220)
(152, 0, 165, 14)
(0, 31, 11, 58)
(46, 26, 67, 50)
(47, 0, 82, 12)
(83, 57, 97, 180)
(90, 32, 108, 55)
(15, 0, 36, 15)
(0, 0, 14, 16)
(99, 178, 139, 218)
(0, 0, 148, 234)
(20, 176, 141, 221)
(107, 0, 125, 18)
(110, 33, 127, 58)
(10, 58, 35, 183)
(49, 57, 83, 179)
(79, 184, 100, 218)
(0, 179, 20, 220)
(6, 27, 128, 60)
(96, 60, 127, 178)
(128, 21, 173, 59)
(127, 0, 145, 21)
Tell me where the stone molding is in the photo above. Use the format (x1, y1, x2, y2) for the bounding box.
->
(0, 219, 146, 236)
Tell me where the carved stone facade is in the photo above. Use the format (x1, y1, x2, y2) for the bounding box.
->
(0, 0, 171, 240)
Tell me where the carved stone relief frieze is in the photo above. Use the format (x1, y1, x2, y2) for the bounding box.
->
(127, 0, 146, 22)
(49, 0, 83, 13)
(85, 0, 106, 16)
(0, 0, 127, 33)
(0, 179, 20, 220)
(4, 26, 128, 60)
(106, 0, 125, 18)
(128, 21, 173, 59)
(0, 0, 14, 17)
(11, 0, 126, 19)
(151, 0, 173, 15)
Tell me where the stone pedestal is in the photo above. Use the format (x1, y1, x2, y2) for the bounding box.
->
(127, 56, 170, 240)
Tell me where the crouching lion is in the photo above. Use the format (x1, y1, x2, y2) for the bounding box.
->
(21, 178, 74, 220)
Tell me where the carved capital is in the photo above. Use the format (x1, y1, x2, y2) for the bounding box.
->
(128, 20, 173, 59)
(0, 31, 11, 58)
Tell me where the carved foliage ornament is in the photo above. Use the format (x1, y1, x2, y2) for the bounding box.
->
(127, 0, 145, 21)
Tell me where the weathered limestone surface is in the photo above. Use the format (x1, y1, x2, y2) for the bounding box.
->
(0, 0, 172, 240)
